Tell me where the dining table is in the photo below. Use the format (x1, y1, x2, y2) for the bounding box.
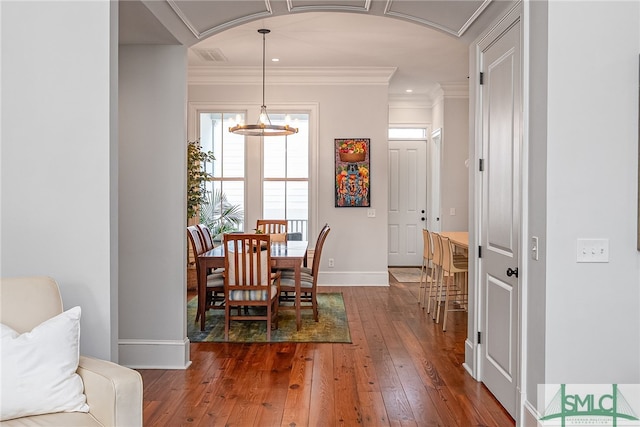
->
(439, 231, 469, 251)
(197, 240, 309, 331)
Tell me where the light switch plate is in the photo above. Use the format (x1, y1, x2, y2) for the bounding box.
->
(531, 236, 539, 261)
(576, 239, 609, 263)
(367, 209, 376, 218)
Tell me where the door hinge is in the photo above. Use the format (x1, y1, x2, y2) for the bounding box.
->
(477, 331, 482, 344)
(479, 72, 484, 85)
(478, 246, 482, 258)
(479, 158, 484, 171)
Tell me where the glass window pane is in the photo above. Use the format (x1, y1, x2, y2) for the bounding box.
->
(287, 115, 309, 178)
(200, 181, 245, 236)
(286, 181, 308, 222)
(388, 128, 426, 139)
(263, 181, 285, 219)
(264, 136, 286, 178)
(223, 113, 244, 178)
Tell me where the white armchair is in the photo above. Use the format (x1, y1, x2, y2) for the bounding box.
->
(0, 276, 143, 426)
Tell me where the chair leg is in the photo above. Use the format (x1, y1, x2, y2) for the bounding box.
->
(435, 271, 447, 324)
(266, 304, 271, 342)
(418, 259, 426, 308)
(312, 293, 318, 322)
(442, 279, 451, 331)
(426, 265, 435, 315)
(224, 304, 231, 340)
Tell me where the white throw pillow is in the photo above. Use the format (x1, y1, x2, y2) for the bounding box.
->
(0, 306, 89, 421)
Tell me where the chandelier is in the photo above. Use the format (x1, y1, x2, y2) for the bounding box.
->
(229, 29, 298, 137)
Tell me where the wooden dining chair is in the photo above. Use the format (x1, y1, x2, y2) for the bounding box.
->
(256, 219, 288, 242)
(196, 223, 215, 251)
(438, 235, 468, 331)
(426, 232, 444, 318)
(187, 226, 225, 323)
(223, 233, 281, 341)
(279, 223, 330, 322)
(418, 229, 434, 309)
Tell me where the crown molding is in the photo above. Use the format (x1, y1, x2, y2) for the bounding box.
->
(429, 82, 469, 106)
(388, 93, 432, 107)
(188, 66, 397, 86)
(287, 0, 371, 13)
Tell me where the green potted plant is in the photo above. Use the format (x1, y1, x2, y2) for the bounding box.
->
(187, 140, 243, 239)
(199, 190, 244, 241)
(187, 140, 215, 219)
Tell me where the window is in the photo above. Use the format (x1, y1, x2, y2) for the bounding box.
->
(388, 127, 427, 139)
(199, 112, 245, 236)
(263, 113, 310, 240)
(197, 110, 311, 241)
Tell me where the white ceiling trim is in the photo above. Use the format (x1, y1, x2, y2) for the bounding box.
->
(458, 0, 493, 36)
(286, 0, 371, 13)
(166, 0, 273, 40)
(188, 66, 397, 86)
(383, 0, 492, 38)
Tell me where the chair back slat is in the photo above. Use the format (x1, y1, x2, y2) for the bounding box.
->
(197, 224, 214, 251)
(256, 219, 287, 242)
(224, 233, 271, 290)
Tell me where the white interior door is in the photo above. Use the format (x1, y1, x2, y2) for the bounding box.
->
(478, 15, 522, 418)
(388, 140, 427, 266)
(429, 129, 442, 232)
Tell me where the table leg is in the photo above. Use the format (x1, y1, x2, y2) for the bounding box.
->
(198, 263, 206, 331)
(295, 264, 301, 330)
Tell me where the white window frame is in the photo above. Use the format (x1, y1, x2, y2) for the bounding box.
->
(188, 102, 319, 243)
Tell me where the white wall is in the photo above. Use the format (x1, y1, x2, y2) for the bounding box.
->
(189, 82, 390, 285)
(526, 0, 548, 409)
(543, 0, 640, 385)
(441, 96, 469, 231)
(118, 45, 190, 368)
(0, 1, 117, 361)
(431, 86, 470, 232)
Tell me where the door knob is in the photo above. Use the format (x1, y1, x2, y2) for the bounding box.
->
(421, 217, 425, 221)
(421, 210, 425, 214)
(506, 267, 519, 278)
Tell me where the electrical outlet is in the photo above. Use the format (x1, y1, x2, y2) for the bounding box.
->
(328, 258, 335, 268)
(367, 209, 376, 218)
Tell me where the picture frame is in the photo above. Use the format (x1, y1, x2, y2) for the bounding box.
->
(335, 138, 370, 207)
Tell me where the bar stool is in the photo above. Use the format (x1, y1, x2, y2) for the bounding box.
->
(426, 232, 444, 318)
(438, 236, 468, 331)
(418, 229, 434, 308)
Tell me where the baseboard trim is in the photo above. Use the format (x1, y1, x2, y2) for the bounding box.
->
(463, 338, 476, 378)
(522, 399, 542, 427)
(318, 270, 389, 286)
(118, 338, 191, 369)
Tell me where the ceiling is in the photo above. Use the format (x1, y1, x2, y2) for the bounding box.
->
(120, 0, 514, 97)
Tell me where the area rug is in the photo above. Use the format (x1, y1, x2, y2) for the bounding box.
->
(389, 267, 423, 283)
(187, 293, 351, 343)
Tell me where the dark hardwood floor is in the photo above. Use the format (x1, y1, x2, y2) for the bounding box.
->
(139, 273, 514, 426)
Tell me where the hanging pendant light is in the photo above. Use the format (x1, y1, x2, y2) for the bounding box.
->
(229, 29, 298, 137)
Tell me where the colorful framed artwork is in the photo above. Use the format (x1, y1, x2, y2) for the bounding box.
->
(335, 138, 370, 207)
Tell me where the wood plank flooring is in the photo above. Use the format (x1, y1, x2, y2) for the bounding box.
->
(139, 273, 514, 426)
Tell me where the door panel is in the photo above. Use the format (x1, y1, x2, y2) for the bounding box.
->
(388, 140, 427, 266)
(479, 16, 521, 418)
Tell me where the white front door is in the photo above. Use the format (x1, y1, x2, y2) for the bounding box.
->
(478, 13, 522, 418)
(388, 140, 427, 266)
